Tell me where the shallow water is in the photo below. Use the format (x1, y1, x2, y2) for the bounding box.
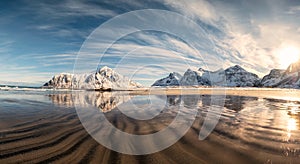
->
(0, 89, 300, 163)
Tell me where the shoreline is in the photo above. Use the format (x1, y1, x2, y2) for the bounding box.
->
(126, 87, 300, 101)
(2, 86, 300, 101)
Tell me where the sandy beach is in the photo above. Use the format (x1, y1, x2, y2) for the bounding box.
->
(128, 87, 300, 101)
(0, 88, 300, 163)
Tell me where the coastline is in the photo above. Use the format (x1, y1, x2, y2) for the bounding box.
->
(124, 87, 300, 101)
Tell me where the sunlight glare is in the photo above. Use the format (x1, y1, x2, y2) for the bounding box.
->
(287, 118, 297, 131)
(286, 118, 297, 141)
(278, 45, 300, 68)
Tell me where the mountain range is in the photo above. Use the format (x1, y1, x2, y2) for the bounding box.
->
(152, 60, 300, 89)
(44, 60, 300, 90)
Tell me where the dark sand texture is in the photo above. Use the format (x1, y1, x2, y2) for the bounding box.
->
(1, 89, 300, 163)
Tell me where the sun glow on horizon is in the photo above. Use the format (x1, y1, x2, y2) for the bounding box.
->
(278, 45, 300, 69)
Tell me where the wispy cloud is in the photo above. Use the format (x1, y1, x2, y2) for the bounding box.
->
(24, 0, 117, 19)
(162, 0, 219, 23)
(287, 6, 300, 14)
(22, 0, 119, 40)
(2, 0, 300, 86)
(0, 71, 53, 86)
(0, 41, 13, 53)
(162, 0, 300, 72)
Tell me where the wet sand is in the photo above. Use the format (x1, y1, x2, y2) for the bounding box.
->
(1, 88, 300, 163)
(130, 87, 300, 100)
(0, 107, 298, 163)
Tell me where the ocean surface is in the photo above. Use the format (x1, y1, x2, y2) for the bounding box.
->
(0, 87, 300, 163)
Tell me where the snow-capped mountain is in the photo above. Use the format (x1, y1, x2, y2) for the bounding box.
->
(261, 60, 300, 88)
(45, 61, 300, 89)
(43, 66, 142, 90)
(152, 72, 182, 86)
(224, 65, 260, 87)
(261, 69, 285, 87)
(154, 65, 260, 87)
(43, 73, 73, 89)
(199, 68, 226, 86)
(179, 69, 211, 86)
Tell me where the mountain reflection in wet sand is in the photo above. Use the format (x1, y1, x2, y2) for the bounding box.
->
(0, 90, 300, 163)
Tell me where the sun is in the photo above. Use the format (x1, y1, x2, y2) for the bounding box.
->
(278, 45, 300, 68)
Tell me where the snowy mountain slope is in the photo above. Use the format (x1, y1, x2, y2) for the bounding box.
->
(224, 65, 260, 87)
(152, 72, 182, 86)
(199, 68, 226, 86)
(43, 73, 73, 89)
(261, 69, 285, 87)
(94, 66, 143, 90)
(45, 61, 300, 89)
(179, 69, 211, 86)
(155, 65, 259, 87)
(43, 66, 142, 90)
(261, 60, 300, 88)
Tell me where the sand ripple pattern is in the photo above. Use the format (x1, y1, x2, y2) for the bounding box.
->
(1, 91, 300, 163)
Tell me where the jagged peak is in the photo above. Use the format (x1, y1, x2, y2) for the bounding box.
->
(183, 68, 199, 77)
(99, 66, 113, 73)
(232, 65, 243, 69)
(55, 73, 73, 76)
(186, 68, 193, 72)
(269, 69, 285, 74)
(225, 65, 246, 72)
(198, 68, 209, 72)
(169, 72, 182, 78)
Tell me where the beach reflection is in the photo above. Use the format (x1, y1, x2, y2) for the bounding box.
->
(48, 92, 132, 112)
(48, 92, 300, 156)
(1, 90, 300, 163)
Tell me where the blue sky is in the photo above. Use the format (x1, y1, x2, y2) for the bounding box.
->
(1, 0, 300, 86)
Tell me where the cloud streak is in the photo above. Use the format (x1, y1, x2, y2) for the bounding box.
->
(1, 0, 300, 86)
